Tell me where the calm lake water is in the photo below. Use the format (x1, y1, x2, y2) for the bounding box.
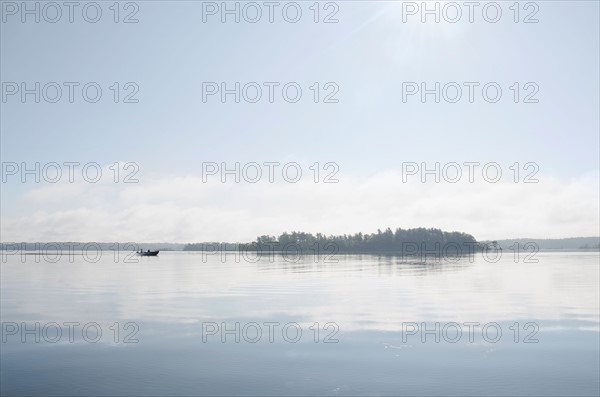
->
(1, 251, 599, 396)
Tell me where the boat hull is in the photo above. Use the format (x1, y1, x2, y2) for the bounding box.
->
(137, 251, 159, 256)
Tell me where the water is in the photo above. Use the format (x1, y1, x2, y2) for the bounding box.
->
(1, 251, 599, 396)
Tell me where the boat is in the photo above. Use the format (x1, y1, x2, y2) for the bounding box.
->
(137, 249, 159, 256)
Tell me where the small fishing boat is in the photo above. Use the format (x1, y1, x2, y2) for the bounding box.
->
(137, 249, 159, 256)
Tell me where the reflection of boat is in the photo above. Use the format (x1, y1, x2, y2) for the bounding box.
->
(137, 250, 159, 256)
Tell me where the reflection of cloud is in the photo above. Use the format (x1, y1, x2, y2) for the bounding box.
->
(2, 170, 599, 242)
(2, 253, 599, 334)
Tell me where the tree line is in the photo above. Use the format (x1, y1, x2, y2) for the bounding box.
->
(183, 227, 479, 253)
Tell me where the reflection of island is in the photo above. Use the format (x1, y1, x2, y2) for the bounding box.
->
(184, 227, 481, 254)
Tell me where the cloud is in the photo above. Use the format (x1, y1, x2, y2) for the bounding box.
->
(2, 169, 599, 242)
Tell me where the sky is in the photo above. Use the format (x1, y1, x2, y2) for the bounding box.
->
(1, 0, 599, 242)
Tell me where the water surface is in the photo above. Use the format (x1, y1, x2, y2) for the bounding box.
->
(1, 251, 598, 396)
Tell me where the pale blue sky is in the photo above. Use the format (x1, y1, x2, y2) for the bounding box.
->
(1, 1, 599, 241)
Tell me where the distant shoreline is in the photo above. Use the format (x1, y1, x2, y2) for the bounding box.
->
(3, 248, 599, 254)
(2, 236, 599, 253)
